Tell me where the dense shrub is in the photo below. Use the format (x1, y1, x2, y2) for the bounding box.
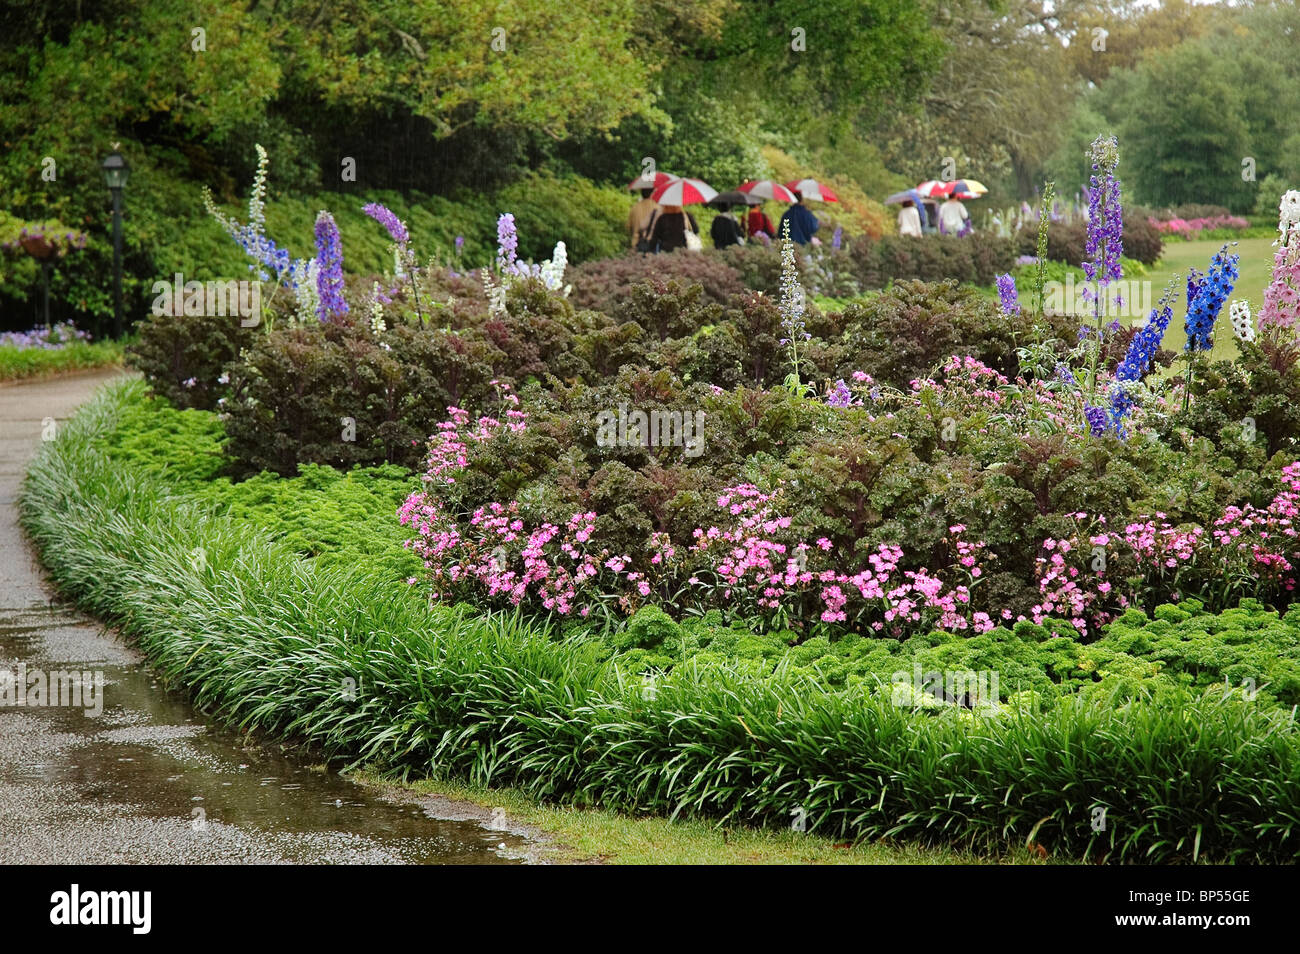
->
(495, 171, 631, 265)
(1157, 339, 1300, 461)
(1015, 218, 1163, 267)
(568, 250, 747, 314)
(222, 319, 505, 475)
(126, 310, 254, 411)
(834, 280, 1038, 385)
(850, 235, 1017, 288)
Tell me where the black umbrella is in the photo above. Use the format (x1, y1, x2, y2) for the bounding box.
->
(709, 190, 758, 209)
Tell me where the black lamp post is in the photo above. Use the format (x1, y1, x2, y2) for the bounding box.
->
(100, 149, 130, 339)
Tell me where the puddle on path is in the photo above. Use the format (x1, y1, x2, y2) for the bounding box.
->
(0, 603, 527, 864)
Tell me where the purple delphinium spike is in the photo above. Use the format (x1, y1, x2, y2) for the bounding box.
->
(996, 273, 1021, 316)
(314, 210, 348, 321)
(1081, 136, 1123, 317)
(497, 213, 519, 273)
(362, 203, 409, 244)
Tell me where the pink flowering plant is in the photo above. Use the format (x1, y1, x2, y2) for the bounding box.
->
(1023, 463, 1300, 635)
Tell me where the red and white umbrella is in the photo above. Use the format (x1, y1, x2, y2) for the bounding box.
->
(785, 178, 840, 202)
(915, 180, 951, 198)
(650, 177, 718, 206)
(628, 170, 675, 192)
(737, 179, 797, 203)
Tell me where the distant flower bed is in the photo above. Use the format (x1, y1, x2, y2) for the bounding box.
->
(0, 322, 92, 350)
(1148, 215, 1250, 239)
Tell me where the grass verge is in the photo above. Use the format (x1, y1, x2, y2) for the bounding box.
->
(0, 339, 125, 383)
(20, 378, 1300, 864)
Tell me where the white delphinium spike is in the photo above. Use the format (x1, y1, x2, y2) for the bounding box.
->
(1229, 299, 1255, 342)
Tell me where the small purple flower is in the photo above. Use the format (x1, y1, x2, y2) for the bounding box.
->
(454, 235, 465, 253)
(1084, 405, 1109, 436)
(825, 379, 854, 408)
(1055, 364, 1077, 387)
(314, 210, 349, 321)
(831, 226, 843, 250)
(996, 273, 1021, 316)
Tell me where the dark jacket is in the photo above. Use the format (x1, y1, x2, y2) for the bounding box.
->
(650, 211, 699, 253)
(710, 213, 743, 249)
(779, 203, 820, 244)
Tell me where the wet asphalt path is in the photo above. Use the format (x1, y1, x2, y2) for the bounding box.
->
(0, 370, 528, 864)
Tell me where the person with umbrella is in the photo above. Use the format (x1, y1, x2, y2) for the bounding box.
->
(939, 191, 971, 236)
(708, 192, 747, 250)
(898, 200, 923, 237)
(647, 177, 714, 252)
(627, 171, 670, 252)
(736, 181, 792, 241)
(885, 189, 925, 237)
(779, 190, 820, 246)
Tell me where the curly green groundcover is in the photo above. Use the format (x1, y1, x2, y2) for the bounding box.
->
(21, 380, 1300, 862)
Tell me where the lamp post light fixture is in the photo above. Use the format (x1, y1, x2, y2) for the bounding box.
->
(101, 148, 130, 339)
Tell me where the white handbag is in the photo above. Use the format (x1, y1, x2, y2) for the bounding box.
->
(684, 217, 703, 251)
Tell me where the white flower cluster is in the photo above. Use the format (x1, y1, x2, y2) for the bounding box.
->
(1229, 299, 1255, 343)
(538, 241, 568, 294)
(779, 220, 806, 336)
(1280, 190, 1300, 246)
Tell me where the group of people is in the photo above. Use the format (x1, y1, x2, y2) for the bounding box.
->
(629, 186, 974, 254)
(895, 195, 971, 237)
(627, 189, 825, 254)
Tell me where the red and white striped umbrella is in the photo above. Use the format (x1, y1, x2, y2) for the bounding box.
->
(737, 179, 797, 203)
(785, 178, 840, 202)
(915, 180, 952, 198)
(628, 170, 675, 192)
(650, 177, 718, 206)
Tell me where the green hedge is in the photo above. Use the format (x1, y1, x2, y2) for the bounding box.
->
(21, 378, 1300, 863)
